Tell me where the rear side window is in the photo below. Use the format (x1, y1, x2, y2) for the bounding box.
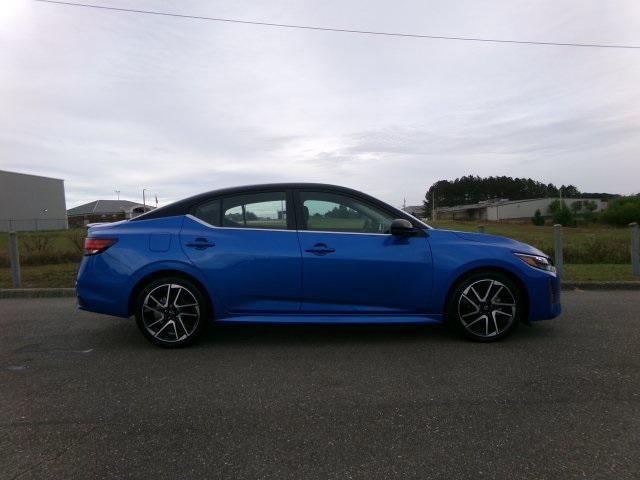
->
(192, 199, 221, 226)
(222, 192, 288, 230)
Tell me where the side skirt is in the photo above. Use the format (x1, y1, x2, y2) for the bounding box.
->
(214, 314, 444, 325)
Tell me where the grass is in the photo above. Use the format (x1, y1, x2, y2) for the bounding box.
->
(0, 262, 637, 289)
(430, 220, 632, 264)
(0, 228, 85, 267)
(0, 263, 79, 288)
(563, 264, 636, 282)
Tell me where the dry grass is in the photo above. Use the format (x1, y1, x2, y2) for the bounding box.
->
(430, 220, 632, 264)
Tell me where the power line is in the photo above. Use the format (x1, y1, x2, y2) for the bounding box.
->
(34, 0, 640, 50)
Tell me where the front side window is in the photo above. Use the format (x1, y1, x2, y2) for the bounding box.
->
(299, 191, 394, 234)
(222, 192, 288, 230)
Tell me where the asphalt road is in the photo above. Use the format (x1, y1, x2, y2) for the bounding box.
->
(1, 291, 639, 480)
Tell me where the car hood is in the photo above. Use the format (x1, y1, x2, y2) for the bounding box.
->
(440, 230, 549, 258)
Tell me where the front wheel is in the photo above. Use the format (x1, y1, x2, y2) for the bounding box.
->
(134, 277, 208, 348)
(448, 272, 523, 342)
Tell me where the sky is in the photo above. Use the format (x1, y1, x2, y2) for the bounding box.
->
(1, 0, 640, 210)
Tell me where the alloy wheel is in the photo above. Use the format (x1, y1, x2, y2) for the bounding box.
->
(457, 279, 517, 338)
(141, 283, 201, 343)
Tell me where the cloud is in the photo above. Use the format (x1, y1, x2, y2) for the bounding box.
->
(2, 0, 639, 211)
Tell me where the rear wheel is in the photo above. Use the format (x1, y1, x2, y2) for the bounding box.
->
(134, 277, 208, 348)
(448, 271, 523, 342)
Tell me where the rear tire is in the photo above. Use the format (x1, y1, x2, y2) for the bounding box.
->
(134, 276, 208, 348)
(447, 271, 523, 342)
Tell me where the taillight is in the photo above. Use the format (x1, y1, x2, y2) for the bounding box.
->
(84, 238, 118, 255)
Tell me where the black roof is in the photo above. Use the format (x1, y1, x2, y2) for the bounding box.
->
(67, 199, 148, 216)
(132, 183, 423, 226)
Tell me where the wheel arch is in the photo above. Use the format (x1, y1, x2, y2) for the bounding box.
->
(444, 266, 530, 323)
(128, 269, 214, 319)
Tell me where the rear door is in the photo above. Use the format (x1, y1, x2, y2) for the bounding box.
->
(181, 190, 302, 314)
(295, 190, 433, 314)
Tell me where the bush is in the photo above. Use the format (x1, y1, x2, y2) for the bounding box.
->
(550, 201, 576, 227)
(531, 209, 545, 226)
(600, 196, 640, 226)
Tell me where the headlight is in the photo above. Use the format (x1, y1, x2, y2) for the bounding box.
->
(514, 253, 556, 273)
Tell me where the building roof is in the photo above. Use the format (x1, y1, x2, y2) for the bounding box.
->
(0, 169, 64, 182)
(436, 197, 602, 213)
(67, 200, 147, 216)
(402, 205, 424, 215)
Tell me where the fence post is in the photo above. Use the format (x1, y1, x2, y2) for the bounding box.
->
(553, 224, 563, 278)
(631, 222, 639, 278)
(478, 225, 485, 233)
(8, 231, 21, 288)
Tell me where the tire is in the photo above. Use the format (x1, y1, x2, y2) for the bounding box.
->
(447, 271, 523, 342)
(134, 276, 209, 348)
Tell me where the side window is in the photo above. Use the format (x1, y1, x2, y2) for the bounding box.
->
(192, 199, 221, 226)
(299, 191, 394, 234)
(222, 192, 288, 230)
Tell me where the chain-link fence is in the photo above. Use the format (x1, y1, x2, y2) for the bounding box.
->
(1, 222, 639, 288)
(1, 228, 86, 288)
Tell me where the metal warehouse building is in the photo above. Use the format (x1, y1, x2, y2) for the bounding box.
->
(0, 170, 68, 232)
(436, 197, 606, 221)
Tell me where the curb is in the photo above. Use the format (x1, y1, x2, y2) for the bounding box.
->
(561, 282, 640, 291)
(0, 288, 76, 298)
(1, 283, 639, 299)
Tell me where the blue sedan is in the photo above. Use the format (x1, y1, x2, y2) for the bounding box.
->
(76, 183, 561, 347)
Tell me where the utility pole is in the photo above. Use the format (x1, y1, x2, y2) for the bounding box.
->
(143, 189, 148, 211)
(403, 198, 406, 210)
(432, 190, 436, 221)
(114, 190, 120, 200)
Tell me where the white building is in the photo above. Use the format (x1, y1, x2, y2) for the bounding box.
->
(436, 197, 607, 221)
(0, 170, 68, 231)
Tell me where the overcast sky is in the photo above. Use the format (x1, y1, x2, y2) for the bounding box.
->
(2, 0, 639, 209)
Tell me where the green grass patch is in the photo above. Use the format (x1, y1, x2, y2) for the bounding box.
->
(562, 264, 637, 282)
(0, 263, 80, 288)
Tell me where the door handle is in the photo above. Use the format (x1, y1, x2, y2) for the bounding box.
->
(305, 243, 335, 255)
(185, 238, 216, 250)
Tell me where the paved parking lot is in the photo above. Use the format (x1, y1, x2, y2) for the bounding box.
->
(1, 291, 639, 479)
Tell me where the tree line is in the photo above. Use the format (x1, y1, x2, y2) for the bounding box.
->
(422, 175, 617, 214)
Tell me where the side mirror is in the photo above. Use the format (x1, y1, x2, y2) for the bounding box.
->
(390, 218, 417, 236)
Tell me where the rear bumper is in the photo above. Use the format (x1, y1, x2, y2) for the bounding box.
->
(75, 255, 132, 318)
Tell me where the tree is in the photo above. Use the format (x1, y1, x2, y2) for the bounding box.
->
(584, 200, 598, 213)
(551, 200, 575, 226)
(600, 195, 640, 226)
(423, 176, 580, 214)
(570, 201, 583, 213)
(531, 209, 545, 226)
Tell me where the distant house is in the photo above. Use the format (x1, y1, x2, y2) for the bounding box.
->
(436, 198, 607, 221)
(402, 205, 425, 218)
(67, 200, 154, 228)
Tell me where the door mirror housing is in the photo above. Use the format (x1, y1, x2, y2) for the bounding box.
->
(390, 218, 417, 236)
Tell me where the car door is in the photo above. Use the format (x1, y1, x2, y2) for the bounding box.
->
(180, 190, 302, 314)
(295, 190, 433, 314)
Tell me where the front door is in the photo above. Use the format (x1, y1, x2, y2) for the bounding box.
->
(296, 190, 433, 314)
(181, 190, 301, 314)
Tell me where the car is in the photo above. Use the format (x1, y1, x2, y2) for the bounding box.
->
(76, 183, 561, 347)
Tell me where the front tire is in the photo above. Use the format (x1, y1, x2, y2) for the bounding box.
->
(134, 277, 208, 348)
(447, 271, 523, 342)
